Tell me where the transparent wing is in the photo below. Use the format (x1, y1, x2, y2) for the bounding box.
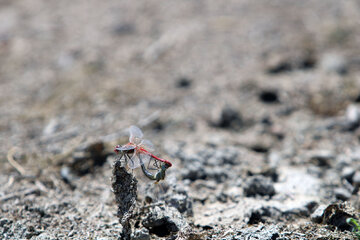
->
(141, 139, 155, 152)
(129, 125, 143, 144)
(127, 149, 151, 169)
(139, 152, 151, 167)
(127, 149, 140, 169)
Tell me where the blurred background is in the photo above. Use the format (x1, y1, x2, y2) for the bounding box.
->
(1, 0, 359, 157)
(1, 0, 360, 238)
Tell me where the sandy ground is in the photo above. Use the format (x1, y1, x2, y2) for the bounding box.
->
(1, 0, 360, 239)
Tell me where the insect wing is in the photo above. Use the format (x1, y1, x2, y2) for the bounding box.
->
(129, 125, 144, 144)
(127, 149, 151, 169)
(141, 139, 155, 152)
(138, 151, 151, 167)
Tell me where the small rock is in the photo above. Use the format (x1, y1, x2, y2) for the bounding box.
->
(68, 141, 108, 176)
(176, 77, 192, 88)
(341, 167, 356, 183)
(131, 228, 150, 240)
(180, 160, 207, 181)
(320, 52, 348, 75)
(142, 206, 188, 237)
(247, 206, 281, 224)
(309, 150, 335, 167)
(265, 54, 292, 74)
(243, 176, 275, 197)
(353, 171, 360, 185)
(167, 193, 193, 217)
(343, 105, 360, 131)
(0, 218, 11, 227)
(212, 107, 244, 129)
(334, 188, 352, 201)
(323, 203, 354, 231)
(204, 167, 228, 182)
(311, 204, 327, 223)
(283, 200, 318, 218)
(258, 90, 279, 104)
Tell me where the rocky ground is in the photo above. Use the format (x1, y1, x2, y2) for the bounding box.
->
(1, 0, 360, 239)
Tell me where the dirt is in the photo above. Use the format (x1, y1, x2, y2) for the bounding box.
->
(1, 0, 360, 239)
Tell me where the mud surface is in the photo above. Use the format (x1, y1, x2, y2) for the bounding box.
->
(1, 1, 360, 239)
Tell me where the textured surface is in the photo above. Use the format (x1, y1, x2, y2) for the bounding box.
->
(1, 0, 360, 239)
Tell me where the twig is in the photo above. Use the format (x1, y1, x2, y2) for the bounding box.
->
(7, 147, 26, 175)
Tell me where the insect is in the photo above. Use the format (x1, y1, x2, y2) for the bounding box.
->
(114, 125, 172, 182)
(140, 159, 171, 183)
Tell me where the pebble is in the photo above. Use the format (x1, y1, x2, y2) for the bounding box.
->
(243, 176, 275, 197)
(343, 105, 360, 131)
(334, 187, 352, 201)
(310, 204, 327, 223)
(309, 150, 335, 167)
(142, 206, 188, 235)
(265, 54, 292, 74)
(180, 161, 206, 181)
(352, 171, 360, 185)
(212, 107, 243, 129)
(167, 193, 193, 216)
(176, 77, 192, 88)
(247, 206, 281, 224)
(341, 167, 356, 183)
(258, 90, 279, 104)
(131, 228, 150, 240)
(0, 218, 10, 227)
(320, 52, 348, 75)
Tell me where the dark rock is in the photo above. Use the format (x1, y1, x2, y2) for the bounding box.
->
(243, 176, 275, 197)
(309, 150, 334, 167)
(67, 141, 108, 176)
(204, 167, 228, 182)
(0, 218, 11, 227)
(176, 77, 192, 88)
(247, 206, 281, 224)
(167, 193, 193, 217)
(283, 201, 318, 218)
(25, 226, 42, 239)
(323, 204, 354, 231)
(265, 54, 292, 74)
(142, 206, 188, 237)
(180, 160, 206, 181)
(112, 160, 138, 240)
(311, 204, 327, 223)
(259, 90, 279, 104)
(298, 53, 317, 70)
(265, 51, 316, 74)
(212, 107, 244, 129)
(250, 144, 269, 153)
(334, 188, 351, 201)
